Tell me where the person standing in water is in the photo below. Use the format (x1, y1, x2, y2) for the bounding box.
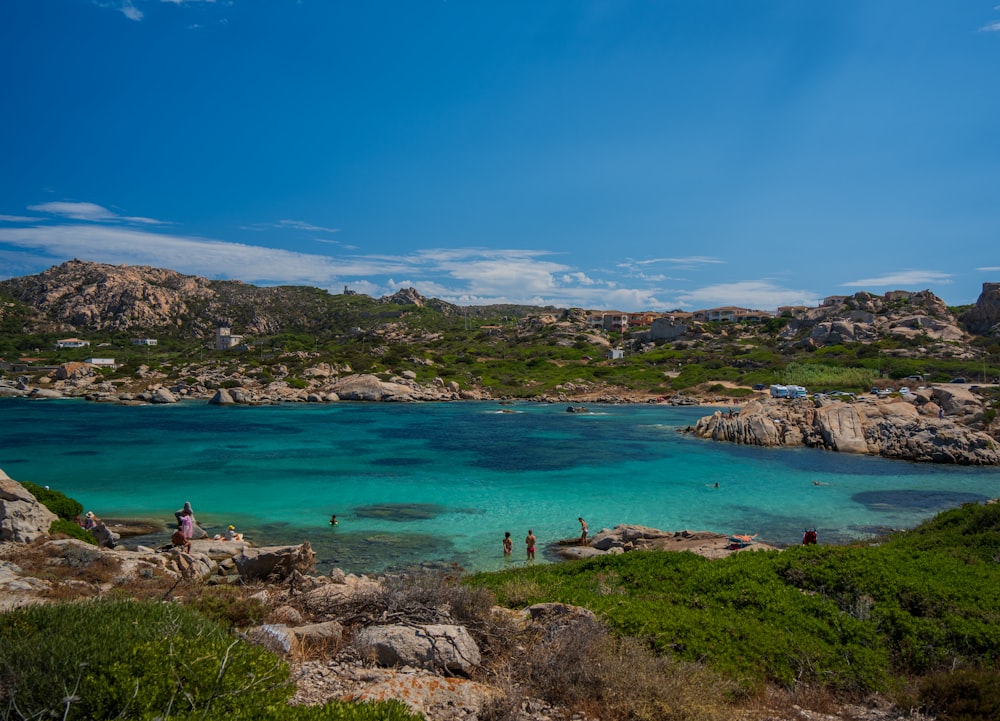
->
(502, 531, 513, 556)
(525, 529, 536, 561)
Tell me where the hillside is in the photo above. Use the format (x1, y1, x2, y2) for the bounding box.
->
(1, 260, 998, 411)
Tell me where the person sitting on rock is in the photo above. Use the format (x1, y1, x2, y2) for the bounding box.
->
(171, 527, 191, 553)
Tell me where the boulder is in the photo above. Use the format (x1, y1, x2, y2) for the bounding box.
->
(151, 387, 177, 404)
(234, 542, 316, 581)
(91, 521, 120, 549)
(814, 404, 870, 454)
(330, 374, 386, 401)
(961, 282, 1000, 336)
(932, 386, 982, 417)
(28, 388, 63, 399)
(0, 469, 58, 543)
(353, 623, 481, 674)
(247, 620, 343, 656)
(208, 388, 235, 405)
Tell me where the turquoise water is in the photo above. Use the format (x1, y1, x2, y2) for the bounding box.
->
(3, 398, 999, 575)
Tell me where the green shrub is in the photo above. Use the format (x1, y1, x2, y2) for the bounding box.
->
(470, 502, 1000, 694)
(21, 481, 83, 520)
(49, 518, 97, 544)
(0, 600, 420, 721)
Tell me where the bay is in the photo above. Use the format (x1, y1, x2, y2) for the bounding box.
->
(3, 398, 999, 575)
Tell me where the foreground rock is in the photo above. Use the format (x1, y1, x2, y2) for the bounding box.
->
(0, 469, 58, 543)
(558, 525, 778, 562)
(692, 397, 1000, 465)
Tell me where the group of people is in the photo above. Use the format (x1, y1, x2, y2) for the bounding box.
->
(168, 502, 243, 554)
(502, 517, 589, 561)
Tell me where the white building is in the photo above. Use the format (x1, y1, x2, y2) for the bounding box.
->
(131, 338, 157, 346)
(215, 327, 244, 351)
(55, 338, 90, 349)
(85, 358, 117, 368)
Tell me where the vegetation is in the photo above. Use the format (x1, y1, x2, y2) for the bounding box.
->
(0, 600, 421, 721)
(469, 501, 1000, 704)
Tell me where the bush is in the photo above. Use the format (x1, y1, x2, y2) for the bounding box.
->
(49, 518, 96, 544)
(915, 668, 1000, 720)
(0, 600, 421, 721)
(20, 481, 83, 521)
(0, 600, 290, 718)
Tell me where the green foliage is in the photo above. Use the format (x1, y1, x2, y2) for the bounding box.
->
(21, 480, 83, 520)
(49, 518, 97, 544)
(0, 600, 421, 721)
(0, 600, 291, 718)
(781, 362, 878, 390)
(286, 377, 308, 389)
(469, 502, 1000, 694)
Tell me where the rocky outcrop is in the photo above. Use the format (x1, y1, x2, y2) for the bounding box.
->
(692, 398, 1000, 465)
(783, 289, 967, 348)
(353, 624, 482, 675)
(961, 282, 1000, 337)
(234, 542, 316, 581)
(0, 469, 58, 543)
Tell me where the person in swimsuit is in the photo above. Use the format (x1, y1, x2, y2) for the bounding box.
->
(578, 517, 588, 546)
(526, 529, 536, 561)
(503, 531, 513, 556)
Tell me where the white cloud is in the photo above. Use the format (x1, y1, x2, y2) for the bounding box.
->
(619, 256, 724, 271)
(27, 201, 163, 225)
(976, 266, 1000, 272)
(277, 219, 340, 234)
(121, 0, 143, 21)
(980, 21, 1000, 32)
(0, 215, 39, 223)
(560, 272, 596, 285)
(841, 270, 952, 288)
(675, 280, 820, 310)
(0, 224, 344, 284)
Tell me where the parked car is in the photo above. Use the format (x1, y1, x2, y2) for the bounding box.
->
(950, 377, 967, 384)
(752, 383, 767, 391)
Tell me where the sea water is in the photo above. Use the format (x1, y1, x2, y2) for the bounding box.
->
(3, 398, 998, 575)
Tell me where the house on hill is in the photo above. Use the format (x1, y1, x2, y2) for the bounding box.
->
(54, 338, 90, 349)
(215, 327, 244, 351)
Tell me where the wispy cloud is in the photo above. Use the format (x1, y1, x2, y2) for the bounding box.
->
(243, 219, 341, 234)
(0, 214, 39, 223)
(619, 256, 725, 271)
(841, 270, 952, 288)
(976, 266, 1000, 272)
(980, 21, 1000, 32)
(121, 0, 143, 21)
(0, 224, 342, 285)
(0, 221, 673, 308)
(27, 201, 165, 225)
(675, 280, 819, 310)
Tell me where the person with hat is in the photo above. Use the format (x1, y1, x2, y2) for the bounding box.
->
(214, 524, 243, 542)
(83, 511, 97, 531)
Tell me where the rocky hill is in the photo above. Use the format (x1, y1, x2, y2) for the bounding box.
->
(0, 259, 428, 337)
(961, 282, 1000, 337)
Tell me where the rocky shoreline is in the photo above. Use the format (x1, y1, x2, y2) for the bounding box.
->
(690, 387, 1000, 465)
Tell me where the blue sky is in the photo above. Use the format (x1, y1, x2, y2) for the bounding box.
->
(1, 1, 999, 312)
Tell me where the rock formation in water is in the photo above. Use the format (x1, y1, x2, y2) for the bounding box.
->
(692, 395, 1000, 465)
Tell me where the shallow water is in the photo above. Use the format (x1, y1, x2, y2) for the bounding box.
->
(3, 399, 998, 574)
